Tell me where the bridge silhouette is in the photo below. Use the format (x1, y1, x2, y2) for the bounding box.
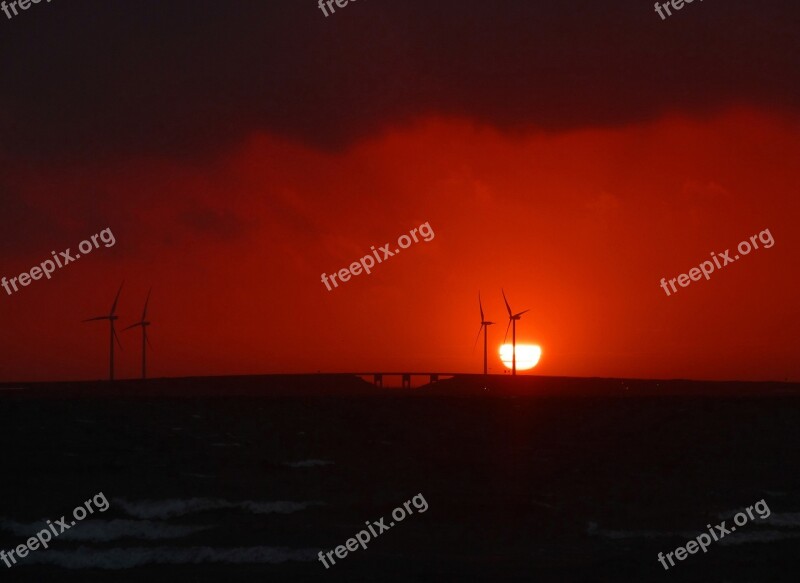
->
(352, 372, 462, 388)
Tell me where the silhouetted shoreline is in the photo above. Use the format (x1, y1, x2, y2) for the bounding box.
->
(1, 374, 797, 398)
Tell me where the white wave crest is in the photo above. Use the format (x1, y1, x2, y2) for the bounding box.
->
(718, 530, 800, 545)
(764, 513, 800, 527)
(0, 519, 207, 541)
(18, 546, 319, 569)
(113, 498, 322, 520)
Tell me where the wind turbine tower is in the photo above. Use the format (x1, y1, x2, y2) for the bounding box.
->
(502, 289, 529, 376)
(475, 293, 495, 375)
(83, 282, 124, 381)
(124, 289, 152, 380)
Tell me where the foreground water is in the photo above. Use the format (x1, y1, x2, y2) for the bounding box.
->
(0, 391, 798, 581)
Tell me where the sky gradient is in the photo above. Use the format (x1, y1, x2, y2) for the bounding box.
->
(1, 0, 798, 382)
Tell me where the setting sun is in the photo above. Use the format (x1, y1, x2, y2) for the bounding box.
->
(499, 344, 542, 371)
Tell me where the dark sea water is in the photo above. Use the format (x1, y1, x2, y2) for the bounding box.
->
(1, 389, 799, 582)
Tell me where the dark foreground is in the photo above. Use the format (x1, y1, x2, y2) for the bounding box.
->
(0, 375, 798, 582)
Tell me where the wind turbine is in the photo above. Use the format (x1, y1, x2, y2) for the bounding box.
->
(83, 282, 124, 381)
(502, 289, 529, 376)
(124, 289, 152, 380)
(474, 293, 494, 375)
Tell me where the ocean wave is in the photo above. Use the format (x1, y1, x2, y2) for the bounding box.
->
(113, 498, 322, 520)
(718, 530, 800, 545)
(762, 490, 787, 497)
(0, 519, 208, 541)
(716, 508, 800, 527)
(18, 546, 319, 569)
(587, 519, 800, 546)
(763, 513, 800, 528)
(586, 522, 687, 540)
(285, 460, 334, 468)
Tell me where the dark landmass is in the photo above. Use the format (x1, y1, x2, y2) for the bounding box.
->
(0, 373, 798, 398)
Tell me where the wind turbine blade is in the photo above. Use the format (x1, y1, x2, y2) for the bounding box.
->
(110, 281, 124, 315)
(504, 319, 512, 343)
(515, 309, 530, 317)
(113, 328, 124, 351)
(142, 288, 152, 320)
(83, 316, 109, 322)
(123, 322, 142, 331)
(473, 324, 484, 350)
(145, 330, 153, 350)
(478, 293, 485, 322)
(502, 288, 513, 317)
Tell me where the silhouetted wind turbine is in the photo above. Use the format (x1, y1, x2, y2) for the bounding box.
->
(83, 282, 124, 381)
(124, 289, 152, 380)
(502, 289, 529, 376)
(474, 293, 494, 375)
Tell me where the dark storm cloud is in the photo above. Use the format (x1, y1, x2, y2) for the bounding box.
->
(0, 0, 797, 162)
(0, 181, 50, 252)
(178, 208, 252, 242)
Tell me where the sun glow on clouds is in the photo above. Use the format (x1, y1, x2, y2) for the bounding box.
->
(499, 344, 542, 371)
(0, 111, 798, 382)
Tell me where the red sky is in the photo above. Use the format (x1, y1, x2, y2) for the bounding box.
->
(1, 108, 798, 382)
(1, 1, 798, 382)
